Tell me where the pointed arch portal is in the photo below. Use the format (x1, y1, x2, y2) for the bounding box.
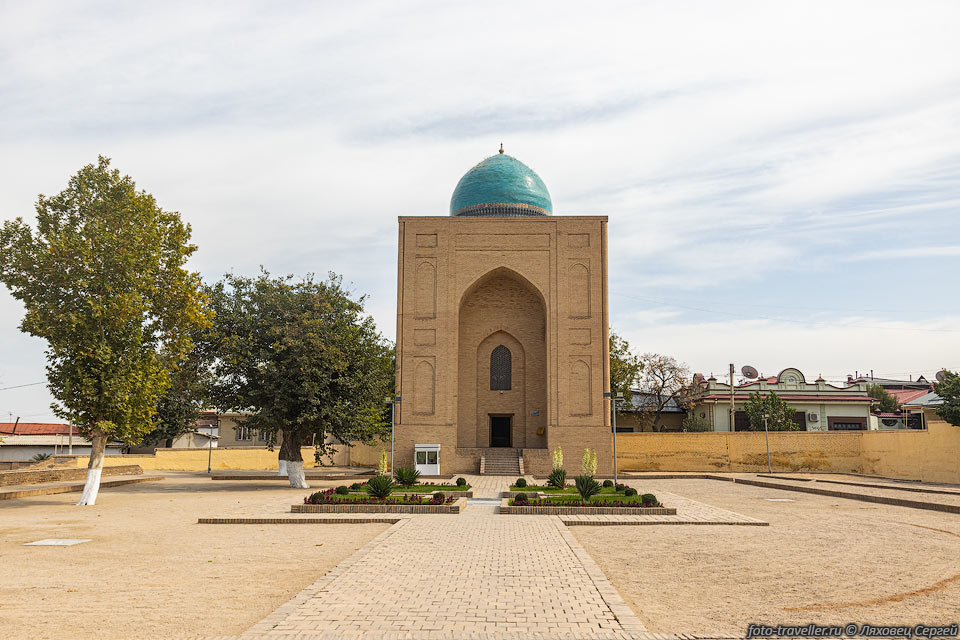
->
(457, 268, 547, 449)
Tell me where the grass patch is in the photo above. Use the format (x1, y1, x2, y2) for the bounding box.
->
(509, 494, 663, 507)
(510, 485, 621, 494)
(393, 484, 471, 492)
(305, 490, 456, 505)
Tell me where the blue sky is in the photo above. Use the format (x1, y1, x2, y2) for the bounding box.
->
(1, 1, 958, 422)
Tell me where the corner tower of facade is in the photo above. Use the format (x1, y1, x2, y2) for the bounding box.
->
(395, 149, 611, 475)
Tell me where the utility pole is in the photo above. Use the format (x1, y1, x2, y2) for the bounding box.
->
(386, 396, 401, 477)
(729, 363, 736, 432)
(605, 391, 623, 484)
(763, 412, 772, 472)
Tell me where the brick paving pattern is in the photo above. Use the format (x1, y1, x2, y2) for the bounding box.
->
(196, 475, 765, 639)
(230, 475, 645, 637)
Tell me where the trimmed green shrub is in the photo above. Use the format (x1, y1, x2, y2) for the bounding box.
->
(349, 482, 363, 490)
(514, 477, 527, 488)
(574, 475, 602, 502)
(335, 485, 349, 495)
(615, 483, 626, 492)
(431, 492, 446, 505)
(547, 468, 567, 489)
(602, 479, 614, 488)
(365, 474, 394, 499)
(623, 487, 638, 497)
(513, 492, 530, 506)
(455, 476, 467, 487)
(641, 493, 658, 507)
(394, 466, 420, 489)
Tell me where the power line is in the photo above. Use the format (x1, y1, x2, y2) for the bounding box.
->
(612, 291, 960, 333)
(0, 381, 46, 392)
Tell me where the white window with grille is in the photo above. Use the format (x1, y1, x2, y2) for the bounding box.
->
(414, 444, 440, 476)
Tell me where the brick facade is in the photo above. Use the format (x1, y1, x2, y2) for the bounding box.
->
(395, 215, 612, 474)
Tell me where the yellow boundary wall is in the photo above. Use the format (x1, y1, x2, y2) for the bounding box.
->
(616, 417, 960, 484)
(59, 442, 385, 472)
(54, 419, 959, 484)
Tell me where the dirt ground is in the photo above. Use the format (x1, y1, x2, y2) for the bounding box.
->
(0, 473, 388, 639)
(574, 478, 960, 635)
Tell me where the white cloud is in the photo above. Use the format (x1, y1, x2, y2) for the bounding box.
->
(1, 1, 959, 422)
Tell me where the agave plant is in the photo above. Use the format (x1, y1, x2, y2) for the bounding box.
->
(364, 474, 394, 499)
(574, 475, 601, 502)
(394, 466, 420, 489)
(547, 468, 567, 489)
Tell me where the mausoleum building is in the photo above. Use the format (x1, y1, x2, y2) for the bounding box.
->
(394, 149, 612, 475)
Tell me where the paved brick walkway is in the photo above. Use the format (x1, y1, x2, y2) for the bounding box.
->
(194, 475, 764, 639)
(233, 475, 644, 638)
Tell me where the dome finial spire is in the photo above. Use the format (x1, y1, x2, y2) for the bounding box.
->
(499, 143, 504, 154)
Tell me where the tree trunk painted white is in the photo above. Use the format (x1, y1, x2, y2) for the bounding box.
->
(278, 458, 287, 476)
(77, 430, 107, 506)
(286, 460, 309, 488)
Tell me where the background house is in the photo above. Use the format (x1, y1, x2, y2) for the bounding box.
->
(0, 423, 124, 461)
(901, 391, 944, 430)
(616, 391, 687, 432)
(690, 367, 875, 431)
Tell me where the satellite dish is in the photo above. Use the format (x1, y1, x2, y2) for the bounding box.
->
(742, 365, 759, 379)
(936, 370, 947, 383)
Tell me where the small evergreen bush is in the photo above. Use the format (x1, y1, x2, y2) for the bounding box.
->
(641, 493, 658, 507)
(623, 487, 638, 497)
(335, 485, 349, 495)
(455, 476, 467, 487)
(365, 474, 394, 499)
(547, 468, 567, 489)
(394, 466, 420, 488)
(615, 483, 626, 492)
(431, 492, 446, 505)
(602, 479, 614, 488)
(574, 475, 602, 502)
(350, 482, 363, 490)
(514, 477, 527, 488)
(513, 492, 530, 506)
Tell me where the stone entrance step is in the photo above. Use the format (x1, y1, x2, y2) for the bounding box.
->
(479, 448, 522, 476)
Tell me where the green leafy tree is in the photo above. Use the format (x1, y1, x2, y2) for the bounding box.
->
(866, 383, 899, 414)
(744, 391, 799, 431)
(138, 329, 213, 447)
(934, 370, 960, 427)
(207, 270, 393, 488)
(609, 331, 643, 416)
(0, 157, 210, 505)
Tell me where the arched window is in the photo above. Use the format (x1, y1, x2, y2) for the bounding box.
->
(490, 345, 511, 390)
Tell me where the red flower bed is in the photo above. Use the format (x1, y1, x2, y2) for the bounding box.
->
(304, 488, 455, 505)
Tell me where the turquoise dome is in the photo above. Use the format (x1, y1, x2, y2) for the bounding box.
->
(450, 151, 552, 217)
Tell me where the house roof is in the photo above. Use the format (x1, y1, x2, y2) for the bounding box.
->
(739, 377, 779, 387)
(0, 422, 74, 436)
(850, 376, 932, 390)
(887, 388, 931, 405)
(903, 392, 943, 408)
(626, 391, 686, 413)
(699, 394, 875, 403)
